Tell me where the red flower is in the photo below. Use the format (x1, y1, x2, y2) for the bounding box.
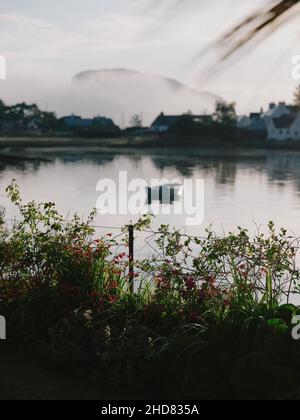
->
(206, 276, 216, 284)
(156, 276, 171, 290)
(89, 290, 99, 299)
(185, 276, 196, 290)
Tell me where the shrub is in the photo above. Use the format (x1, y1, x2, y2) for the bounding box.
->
(1, 182, 300, 399)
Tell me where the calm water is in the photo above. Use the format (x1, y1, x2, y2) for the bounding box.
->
(1, 146, 300, 240)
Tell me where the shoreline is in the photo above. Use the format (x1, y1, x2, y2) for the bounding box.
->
(1, 135, 300, 151)
(1, 136, 300, 156)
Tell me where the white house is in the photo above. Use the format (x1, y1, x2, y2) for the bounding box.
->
(263, 102, 290, 119)
(237, 110, 266, 133)
(264, 102, 300, 141)
(237, 116, 251, 129)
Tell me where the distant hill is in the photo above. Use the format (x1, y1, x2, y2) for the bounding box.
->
(72, 68, 221, 126)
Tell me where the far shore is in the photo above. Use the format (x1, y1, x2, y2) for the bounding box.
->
(1, 135, 300, 152)
(0, 136, 135, 149)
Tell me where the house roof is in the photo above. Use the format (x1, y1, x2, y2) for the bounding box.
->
(94, 117, 113, 126)
(249, 113, 262, 119)
(62, 116, 93, 127)
(62, 115, 117, 128)
(192, 115, 212, 124)
(151, 113, 212, 127)
(287, 105, 299, 114)
(272, 114, 298, 129)
(151, 114, 180, 127)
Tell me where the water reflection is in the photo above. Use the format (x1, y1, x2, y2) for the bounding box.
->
(1, 147, 300, 234)
(1, 147, 300, 189)
(150, 151, 300, 193)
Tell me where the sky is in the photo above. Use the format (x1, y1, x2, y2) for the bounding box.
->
(0, 0, 299, 120)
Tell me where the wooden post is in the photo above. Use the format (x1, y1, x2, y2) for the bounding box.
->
(147, 187, 152, 205)
(128, 225, 134, 294)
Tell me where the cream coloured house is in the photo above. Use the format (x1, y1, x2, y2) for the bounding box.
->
(264, 102, 300, 141)
(265, 114, 300, 141)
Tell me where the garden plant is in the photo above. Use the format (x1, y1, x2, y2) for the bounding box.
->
(1, 181, 300, 399)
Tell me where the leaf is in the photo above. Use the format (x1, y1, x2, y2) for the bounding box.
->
(267, 318, 289, 334)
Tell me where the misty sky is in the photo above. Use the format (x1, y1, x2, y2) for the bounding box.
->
(0, 0, 299, 119)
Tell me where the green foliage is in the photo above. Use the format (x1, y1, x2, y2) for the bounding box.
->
(129, 114, 143, 128)
(0, 100, 59, 132)
(2, 183, 300, 399)
(171, 114, 198, 135)
(214, 100, 237, 127)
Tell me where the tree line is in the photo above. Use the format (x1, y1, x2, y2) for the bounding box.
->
(0, 99, 58, 132)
